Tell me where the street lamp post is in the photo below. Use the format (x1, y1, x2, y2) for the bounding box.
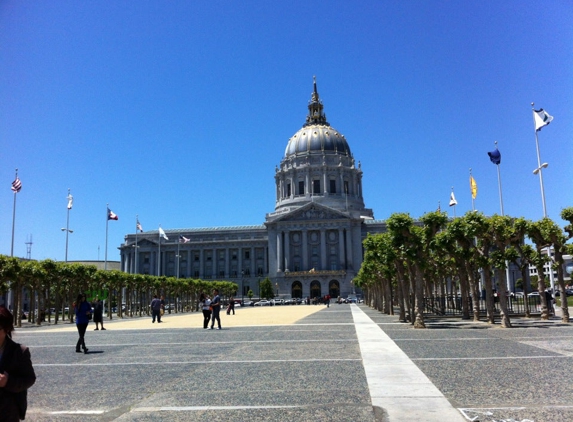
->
(61, 188, 73, 262)
(61, 227, 73, 262)
(276, 282, 279, 297)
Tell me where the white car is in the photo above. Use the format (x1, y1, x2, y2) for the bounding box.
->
(254, 300, 270, 306)
(272, 299, 284, 306)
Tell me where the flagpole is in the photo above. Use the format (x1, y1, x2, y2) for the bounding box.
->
(491, 142, 511, 291)
(531, 103, 548, 218)
(8, 169, 19, 311)
(177, 239, 180, 279)
(105, 204, 109, 271)
(10, 169, 18, 257)
(531, 102, 554, 296)
(492, 142, 505, 216)
(134, 215, 139, 274)
(63, 189, 72, 262)
(158, 225, 161, 276)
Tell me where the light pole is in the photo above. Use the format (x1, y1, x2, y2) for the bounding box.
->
(275, 282, 279, 297)
(61, 227, 73, 262)
(62, 188, 73, 262)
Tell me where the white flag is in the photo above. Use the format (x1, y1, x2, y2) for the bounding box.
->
(159, 227, 169, 240)
(533, 108, 553, 131)
(67, 194, 73, 210)
(449, 191, 458, 207)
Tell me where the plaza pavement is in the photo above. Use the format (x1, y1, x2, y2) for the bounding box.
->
(15, 304, 573, 421)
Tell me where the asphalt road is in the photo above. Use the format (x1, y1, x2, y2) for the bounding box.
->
(14, 304, 573, 422)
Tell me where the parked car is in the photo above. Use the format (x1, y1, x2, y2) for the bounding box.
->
(272, 299, 284, 306)
(283, 299, 294, 305)
(243, 301, 255, 307)
(255, 300, 270, 306)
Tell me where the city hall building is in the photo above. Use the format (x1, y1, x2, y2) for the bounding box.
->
(119, 80, 387, 299)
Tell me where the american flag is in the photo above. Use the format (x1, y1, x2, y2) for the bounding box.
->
(11, 177, 22, 193)
(136, 221, 143, 232)
(179, 235, 190, 243)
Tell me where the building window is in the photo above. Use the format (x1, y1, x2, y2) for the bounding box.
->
(330, 180, 336, 194)
(298, 181, 304, 195)
(286, 183, 291, 197)
(313, 180, 321, 194)
(244, 250, 250, 259)
(344, 180, 349, 194)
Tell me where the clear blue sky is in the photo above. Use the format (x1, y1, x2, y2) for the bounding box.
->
(1, 1, 572, 262)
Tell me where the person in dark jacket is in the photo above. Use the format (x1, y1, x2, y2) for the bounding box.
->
(151, 295, 162, 323)
(75, 293, 92, 353)
(210, 289, 222, 329)
(0, 306, 36, 421)
(92, 297, 105, 330)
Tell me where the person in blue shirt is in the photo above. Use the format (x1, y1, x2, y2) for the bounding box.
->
(75, 293, 92, 354)
(210, 289, 222, 330)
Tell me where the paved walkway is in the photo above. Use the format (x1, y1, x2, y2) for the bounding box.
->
(17, 304, 573, 421)
(19, 304, 466, 421)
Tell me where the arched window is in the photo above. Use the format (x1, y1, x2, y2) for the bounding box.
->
(310, 280, 321, 299)
(291, 281, 303, 298)
(329, 280, 340, 298)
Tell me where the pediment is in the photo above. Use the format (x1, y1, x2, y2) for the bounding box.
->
(275, 203, 349, 223)
(135, 238, 159, 247)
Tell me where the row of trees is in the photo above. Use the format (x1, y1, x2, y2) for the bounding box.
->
(0, 256, 240, 327)
(355, 208, 573, 328)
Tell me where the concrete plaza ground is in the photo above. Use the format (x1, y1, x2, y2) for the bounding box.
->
(14, 304, 573, 421)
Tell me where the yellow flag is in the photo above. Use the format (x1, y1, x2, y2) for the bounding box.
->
(470, 175, 478, 199)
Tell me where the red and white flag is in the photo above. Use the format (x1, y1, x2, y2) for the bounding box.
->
(108, 208, 119, 220)
(11, 177, 22, 193)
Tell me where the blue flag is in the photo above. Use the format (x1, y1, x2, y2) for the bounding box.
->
(487, 148, 501, 165)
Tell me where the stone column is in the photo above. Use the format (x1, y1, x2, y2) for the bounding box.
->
(199, 249, 204, 278)
(320, 229, 326, 270)
(346, 228, 353, 270)
(302, 229, 308, 270)
(284, 232, 290, 271)
(250, 246, 255, 276)
(338, 228, 345, 270)
(277, 232, 283, 272)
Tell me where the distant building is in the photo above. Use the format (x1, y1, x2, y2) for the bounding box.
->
(120, 79, 387, 299)
(528, 249, 572, 286)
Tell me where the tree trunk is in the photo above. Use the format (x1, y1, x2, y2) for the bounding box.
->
(482, 267, 495, 324)
(413, 267, 426, 328)
(495, 268, 512, 328)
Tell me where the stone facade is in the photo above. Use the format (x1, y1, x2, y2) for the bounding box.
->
(119, 79, 387, 299)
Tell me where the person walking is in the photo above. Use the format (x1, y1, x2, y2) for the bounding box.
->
(151, 295, 162, 323)
(92, 297, 106, 330)
(0, 306, 37, 421)
(227, 296, 235, 315)
(199, 293, 211, 329)
(210, 289, 222, 330)
(75, 293, 92, 354)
